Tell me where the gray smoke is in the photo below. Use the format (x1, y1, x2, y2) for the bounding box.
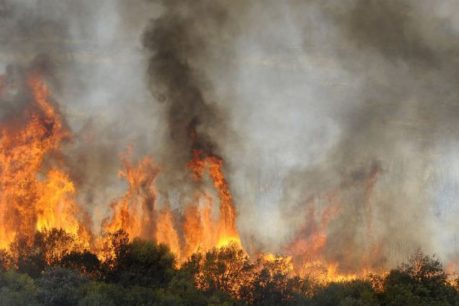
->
(0, 0, 159, 232)
(2, 0, 459, 272)
(222, 0, 459, 270)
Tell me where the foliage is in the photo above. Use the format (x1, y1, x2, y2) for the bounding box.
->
(184, 245, 312, 305)
(107, 238, 176, 287)
(79, 282, 159, 306)
(10, 234, 46, 278)
(311, 280, 378, 306)
(99, 230, 129, 270)
(0, 270, 39, 306)
(37, 267, 87, 306)
(60, 250, 101, 278)
(9, 229, 83, 278)
(248, 257, 311, 305)
(382, 251, 459, 306)
(0, 249, 13, 272)
(0, 230, 458, 305)
(185, 244, 253, 298)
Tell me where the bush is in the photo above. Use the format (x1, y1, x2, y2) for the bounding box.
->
(312, 280, 378, 306)
(0, 271, 39, 306)
(108, 239, 176, 288)
(382, 251, 459, 306)
(37, 267, 87, 306)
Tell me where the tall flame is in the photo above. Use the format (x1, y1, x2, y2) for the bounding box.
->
(103, 155, 158, 240)
(0, 72, 90, 249)
(187, 149, 241, 249)
(104, 148, 241, 263)
(0, 71, 386, 283)
(156, 206, 181, 259)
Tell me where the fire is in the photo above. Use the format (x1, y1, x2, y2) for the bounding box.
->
(156, 206, 181, 259)
(216, 236, 242, 249)
(104, 148, 241, 263)
(103, 155, 159, 240)
(282, 190, 380, 283)
(183, 196, 214, 258)
(285, 194, 341, 271)
(0, 71, 90, 250)
(0, 67, 385, 284)
(259, 253, 295, 276)
(299, 261, 360, 283)
(187, 149, 241, 250)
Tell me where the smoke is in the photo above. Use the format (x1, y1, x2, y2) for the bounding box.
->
(2, 0, 459, 272)
(313, 0, 459, 269)
(141, 0, 246, 199)
(220, 0, 459, 270)
(0, 0, 159, 232)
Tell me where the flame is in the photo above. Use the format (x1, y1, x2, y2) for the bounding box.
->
(102, 147, 383, 283)
(103, 155, 158, 240)
(187, 149, 241, 249)
(286, 194, 341, 268)
(0, 69, 388, 284)
(279, 168, 387, 282)
(0, 72, 90, 249)
(299, 260, 362, 283)
(104, 148, 241, 263)
(183, 197, 214, 258)
(259, 253, 295, 276)
(283, 192, 375, 282)
(156, 206, 181, 259)
(216, 236, 242, 249)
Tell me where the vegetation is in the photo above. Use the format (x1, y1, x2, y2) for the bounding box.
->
(0, 229, 458, 306)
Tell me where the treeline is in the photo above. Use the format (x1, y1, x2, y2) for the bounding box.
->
(0, 229, 458, 306)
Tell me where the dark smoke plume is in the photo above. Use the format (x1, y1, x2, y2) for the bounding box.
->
(142, 0, 244, 193)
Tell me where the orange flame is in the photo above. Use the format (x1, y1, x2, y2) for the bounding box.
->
(0, 72, 90, 249)
(0, 71, 386, 283)
(103, 155, 158, 240)
(104, 148, 241, 263)
(156, 206, 181, 259)
(187, 149, 241, 249)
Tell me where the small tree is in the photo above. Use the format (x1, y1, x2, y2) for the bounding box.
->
(0, 271, 39, 306)
(99, 230, 129, 270)
(34, 229, 81, 265)
(244, 255, 311, 305)
(9, 229, 82, 277)
(383, 251, 459, 306)
(312, 280, 378, 306)
(10, 234, 46, 278)
(109, 238, 176, 288)
(184, 244, 254, 299)
(60, 250, 101, 279)
(37, 267, 87, 306)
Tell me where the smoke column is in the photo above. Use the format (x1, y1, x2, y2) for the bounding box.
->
(141, 1, 244, 189)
